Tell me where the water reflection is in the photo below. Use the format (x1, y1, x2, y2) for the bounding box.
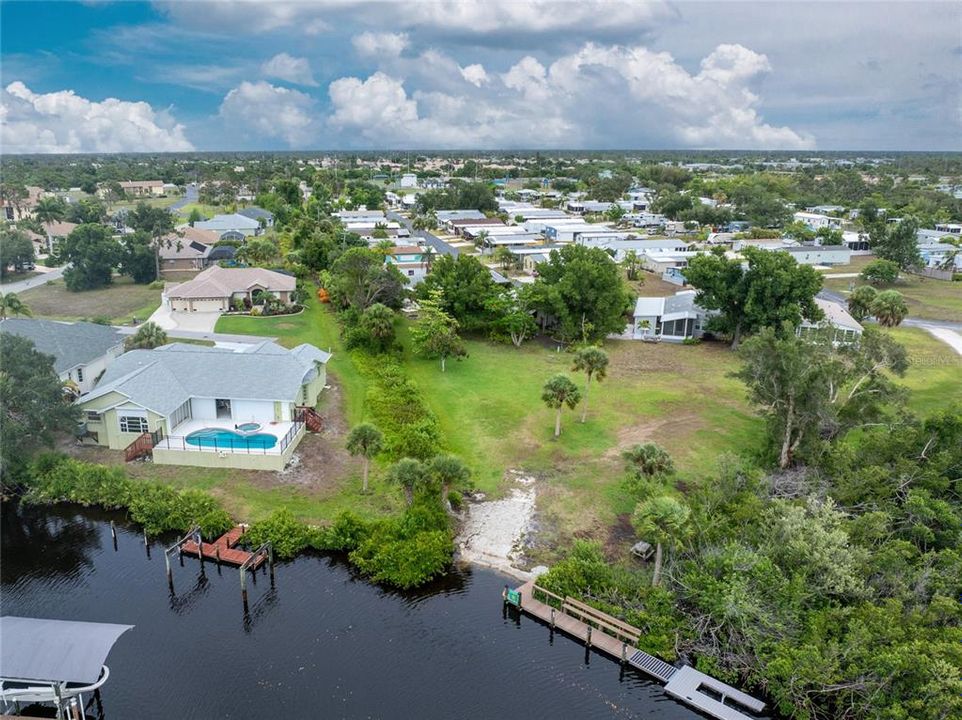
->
(0, 502, 101, 585)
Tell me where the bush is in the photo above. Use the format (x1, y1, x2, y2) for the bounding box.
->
(244, 509, 322, 558)
(860, 258, 900, 285)
(447, 490, 463, 511)
(22, 457, 233, 538)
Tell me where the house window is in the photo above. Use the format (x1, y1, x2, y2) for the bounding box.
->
(76, 367, 84, 383)
(408, 270, 415, 276)
(119, 414, 149, 434)
(85, 410, 102, 423)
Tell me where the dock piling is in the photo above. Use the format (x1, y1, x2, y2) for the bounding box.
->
(586, 625, 592, 649)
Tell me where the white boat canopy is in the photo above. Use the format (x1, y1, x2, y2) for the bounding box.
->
(0, 616, 133, 684)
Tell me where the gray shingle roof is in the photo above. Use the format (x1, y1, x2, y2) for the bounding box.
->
(236, 207, 274, 221)
(80, 342, 331, 416)
(0, 318, 124, 374)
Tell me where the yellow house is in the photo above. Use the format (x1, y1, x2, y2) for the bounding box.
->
(76, 341, 330, 471)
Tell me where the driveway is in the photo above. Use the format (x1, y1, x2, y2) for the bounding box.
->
(147, 303, 221, 333)
(1, 266, 65, 294)
(912, 323, 962, 356)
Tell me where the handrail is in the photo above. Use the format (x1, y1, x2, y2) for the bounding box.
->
(0, 665, 110, 701)
(562, 602, 640, 644)
(563, 595, 642, 637)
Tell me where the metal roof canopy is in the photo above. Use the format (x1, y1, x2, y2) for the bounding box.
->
(0, 616, 133, 685)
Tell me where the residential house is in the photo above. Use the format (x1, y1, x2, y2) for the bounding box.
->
(118, 180, 165, 198)
(1, 185, 45, 221)
(164, 266, 296, 312)
(0, 317, 125, 395)
(793, 211, 843, 231)
(41, 220, 79, 253)
(434, 209, 486, 223)
(237, 206, 275, 229)
(385, 246, 430, 285)
(797, 298, 863, 345)
(934, 223, 962, 235)
(192, 213, 262, 238)
(918, 241, 961, 271)
(448, 218, 505, 236)
(159, 226, 225, 272)
(400, 173, 418, 188)
(74, 341, 331, 470)
(778, 244, 852, 266)
(631, 291, 708, 341)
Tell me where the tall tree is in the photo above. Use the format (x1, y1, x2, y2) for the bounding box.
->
(0, 292, 31, 319)
(127, 202, 175, 280)
(330, 247, 405, 311)
(357, 303, 396, 353)
(120, 230, 158, 284)
(33, 196, 67, 224)
(61, 224, 121, 291)
(571, 346, 608, 423)
(847, 285, 878, 322)
(346, 423, 384, 492)
(541, 374, 582, 438)
(631, 495, 690, 586)
(411, 289, 467, 372)
(531, 244, 632, 343)
(386, 457, 426, 505)
(872, 290, 909, 327)
(684, 246, 823, 348)
(416, 254, 500, 332)
(0, 228, 36, 278)
(874, 216, 921, 270)
(621, 249, 641, 281)
(0, 334, 79, 477)
(426, 454, 471, 509)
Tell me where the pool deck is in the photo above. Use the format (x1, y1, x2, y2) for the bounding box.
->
(156, 418, 294, 455)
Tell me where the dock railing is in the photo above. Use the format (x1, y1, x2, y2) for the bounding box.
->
(530, 585, 641, 646)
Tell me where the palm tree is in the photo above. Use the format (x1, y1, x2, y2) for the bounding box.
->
(621, 250, 641, 281)
(474, 230, 490, 250)
(492, 246, 515, 271)
(34, 196, 67, 225)
(345, 423, 384, 492)
(374, 239, 395, 258)
(541, 374, 582, 438)
(386, 458, 426, 505)
(571, 346, 608, 423)
(631, 495, 690, 586)
(360, 303, 396, 352)
(847, 285, 878, 322)
(421, 244, 436, 272)
(426, 454, 471, 509)
(125, 321, 167, 350)
(622, 443, 674, 480)
(871, 289, 908, 327)
(0, 292, 31, 319)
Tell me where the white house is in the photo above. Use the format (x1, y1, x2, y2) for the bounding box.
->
(793, 211, 843, 231)
(631, 291, 708, 342)
(193, 213, 262, 238)
(0, 318, 125, 395)
(400, 173, 418, 188)
(385, 246, 430, 285)
(797, 298, 863, 345)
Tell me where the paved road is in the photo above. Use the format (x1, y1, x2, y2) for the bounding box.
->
(169, 183, 199, 213)
(0, 266, 65, 294)
(386, 210, 512, 283)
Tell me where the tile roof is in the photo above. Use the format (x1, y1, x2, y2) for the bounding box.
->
(0, 318, 124, 374)
(165, 266, 296, 300)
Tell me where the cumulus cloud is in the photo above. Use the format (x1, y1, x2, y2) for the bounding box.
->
(351, 31, 409, 58)
(261, 53, 318, 86)
(219, 81, 317, 147)
(460, 64, 489, 87)
(0, 81, 193, 153)
(325, 42, 813, 149)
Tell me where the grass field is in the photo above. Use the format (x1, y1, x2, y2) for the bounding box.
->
(174, 202, 226, 220)
(823, 272, 962, 322)
(19, 277, 162, 324)
(886, 326, 962, 414)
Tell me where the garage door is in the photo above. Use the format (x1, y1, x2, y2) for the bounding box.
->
(189, 299, 226, 312)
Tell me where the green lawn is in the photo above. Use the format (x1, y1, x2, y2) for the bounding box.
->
(174, 202, 225, 220)
(884, 326, 962, 415)
(824, 274, 962, 322)
(19, 277, 161, 324)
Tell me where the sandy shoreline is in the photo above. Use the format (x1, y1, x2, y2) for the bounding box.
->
(455, 470, 538, 581)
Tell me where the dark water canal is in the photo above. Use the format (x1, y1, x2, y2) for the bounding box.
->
(1, 502, 705, 719)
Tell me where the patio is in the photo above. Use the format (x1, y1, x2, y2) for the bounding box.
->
(154, 417, 298, 456)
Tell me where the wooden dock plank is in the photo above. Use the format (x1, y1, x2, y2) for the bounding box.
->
(179, 526, 264, 568)
(512, 581, 766, 720)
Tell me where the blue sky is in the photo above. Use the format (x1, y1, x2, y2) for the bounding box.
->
(2, 1, 960, 152)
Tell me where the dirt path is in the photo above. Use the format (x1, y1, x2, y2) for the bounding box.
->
(456, 470, 536, 579)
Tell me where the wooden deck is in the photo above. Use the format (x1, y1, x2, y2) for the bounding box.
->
(511, 579, 765, 720)
(180, 526, 264, 568)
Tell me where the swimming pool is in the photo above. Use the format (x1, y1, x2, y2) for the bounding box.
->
(236, 422, 262, 433)
(184, 428, 278, 450)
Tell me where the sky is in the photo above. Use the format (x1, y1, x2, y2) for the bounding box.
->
(1, 0, 960, 153)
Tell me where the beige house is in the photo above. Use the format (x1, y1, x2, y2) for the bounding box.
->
(120, 180, 166, 197)
(164, 266, 296, 312)
(0, 185, 45, 221)
(76, 341, 331, 471)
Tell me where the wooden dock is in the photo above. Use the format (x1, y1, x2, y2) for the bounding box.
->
(510, 579, 765, 720)
(180, 526, 264, 568)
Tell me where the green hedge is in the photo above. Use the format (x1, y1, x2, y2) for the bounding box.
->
(22, 455, 232, 538)
(247, 497, 454, 589)
(353, 353, 442, 460)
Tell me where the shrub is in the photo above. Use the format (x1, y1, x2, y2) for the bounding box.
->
(447, 490, 463, 511)
(22, 457, 233, 538)
(860, 258, 900, 285)
(244, 509, 322, 558)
